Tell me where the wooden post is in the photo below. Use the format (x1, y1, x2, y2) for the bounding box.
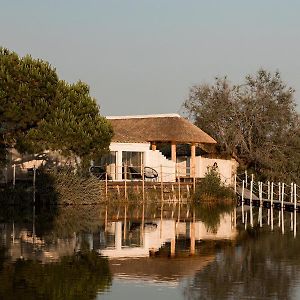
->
(281, 183, 285, 209)
(267, 181, 270, 225)
(271, 182, 274, 231)
(259, 182, 263, 207)
(245, 170, 248, 188)
(105, 170, 108, 199)
(294, 183, 297, 238)
(186, 184, 190, 198)
(33, 165, 36, 189)
(190, 217, 195, 255)
(234, 174, 237, 193)
(291, 183, 293, 231)
(124, 164, 127, 200)
(193, 173, 196, 194)
(242, 180, 245, 223)
(259, 182, 262, 227)
(250, 179, 253, 227)
(259, 206, 263, 227)
(281, 207, 285, 234)
(142, 164, 145, 201)
(178, 173, 181, 201)
(123, 205, 127, 240)
(278, 182, 281, 203)
(170, 238, 176, 257)
(13, 164, 16, 188)
(294, 183, 297, 210)
(160, 164, 163, 201)
(105, 205, 108, 232)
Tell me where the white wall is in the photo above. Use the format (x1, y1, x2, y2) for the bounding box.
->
(195, 157, 238, 186)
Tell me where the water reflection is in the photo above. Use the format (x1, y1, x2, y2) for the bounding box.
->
(1, 202, 300, 299)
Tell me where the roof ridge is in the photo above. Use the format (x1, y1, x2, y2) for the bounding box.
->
(107, 113, 180, 120)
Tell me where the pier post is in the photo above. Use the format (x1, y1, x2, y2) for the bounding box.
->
(294, 183, 297, 237)
(267, 181, 270, 225)
(245, 170, 248, 188)
(33, 165, 36, 189)
(259, 182, 263, 227)
(250, 179, 253, 227)
(13, 164, 16, 188)
(271, 182, 274, 231)
(281, 207, 285, 234)
(291, 183, 294, 231)
(281, 183, 285, 209)
(242, 180, 245, 223)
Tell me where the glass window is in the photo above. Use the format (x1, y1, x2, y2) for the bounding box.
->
(122, 151, 144, 180)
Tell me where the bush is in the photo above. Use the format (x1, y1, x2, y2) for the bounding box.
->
(37, 168, 103, 205)
(193, 168, 236, 203)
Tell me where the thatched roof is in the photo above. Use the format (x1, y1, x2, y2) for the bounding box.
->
(107, 114, 216, 144)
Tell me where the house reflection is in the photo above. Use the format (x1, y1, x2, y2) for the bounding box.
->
(99, 212, 237, 258)
(0, 210, 237, 263)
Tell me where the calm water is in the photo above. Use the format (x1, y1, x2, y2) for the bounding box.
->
(1, 201, 300, 300)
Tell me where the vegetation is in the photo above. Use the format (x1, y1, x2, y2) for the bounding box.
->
(37, 168, 103, 205)
(184, 69, 300, 184)
(193, 168, 235, 203)
(195, 202, 234, 233)
(0, 251, 112, 300)
(0, 47, 113, 166)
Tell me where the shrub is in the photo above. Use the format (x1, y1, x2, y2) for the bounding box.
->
(37, 168, 103, 205)
(193, 168, 236, 203)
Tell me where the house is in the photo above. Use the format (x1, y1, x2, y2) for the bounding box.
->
(97, 113, 237, 185)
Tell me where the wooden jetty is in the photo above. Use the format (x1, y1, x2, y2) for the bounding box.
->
(236, 180, 299, 213)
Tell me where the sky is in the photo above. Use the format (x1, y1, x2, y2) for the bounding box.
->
(1, 0, 300, 116)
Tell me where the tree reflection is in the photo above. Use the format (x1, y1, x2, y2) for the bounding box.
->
(184, 228, 300, 299)
(195, 202, 234, 233)
(0, 251, 111, 300)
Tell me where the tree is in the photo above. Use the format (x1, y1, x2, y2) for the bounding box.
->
(0, 47, 58, 164)
(0, 47, 113, 165)
(184, 69, 300, 183)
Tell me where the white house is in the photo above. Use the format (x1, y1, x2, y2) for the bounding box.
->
(97, 113, 237, 185)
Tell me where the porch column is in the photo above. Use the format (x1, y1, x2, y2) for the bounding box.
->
(116, 151, 123, 181)
(151, 142, 157, 151)
(191, 143, 196, 177)
(190, 221, 195, 255)
(171, 142, 177, 162)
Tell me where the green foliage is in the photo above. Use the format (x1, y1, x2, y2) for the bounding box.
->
(37, 169, 103, 205)
(184, 69, 300, 184)
(0, 47, 113, 163)
(193, 168, 235, 202)
(195, 202, 234, 233)
(0, 251, 112, 300)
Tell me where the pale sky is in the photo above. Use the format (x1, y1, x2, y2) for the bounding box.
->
(1, 0, 300, 115)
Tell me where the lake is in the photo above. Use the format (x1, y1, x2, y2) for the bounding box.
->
(1, 201, 300, 299)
